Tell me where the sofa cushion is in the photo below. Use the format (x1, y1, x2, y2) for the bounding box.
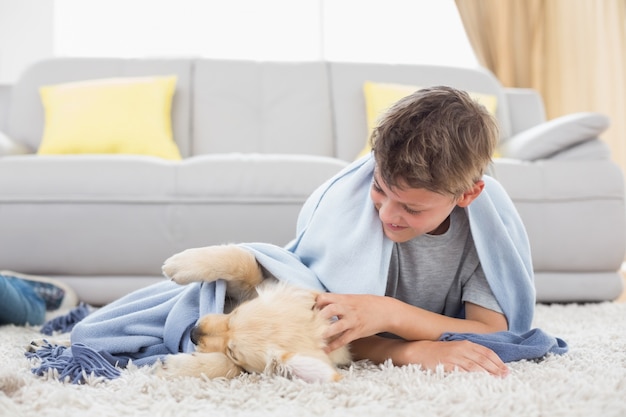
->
(37, 76, 181, 160)
(176, 154, 348, 199)
(0, 155, 174, 277)
(0, 153, 347, 203)
(0, 153, 348, 280)
(0, 155, 177, 201)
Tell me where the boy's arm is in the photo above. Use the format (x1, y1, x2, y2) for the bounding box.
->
(317, 293, 508, 352)
(349, 335, 509, 377)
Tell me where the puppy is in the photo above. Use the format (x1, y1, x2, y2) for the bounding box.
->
(157, 244, 351, 382)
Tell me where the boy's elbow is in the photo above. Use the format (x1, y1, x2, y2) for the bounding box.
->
(489, 321, 509, 333)
(465, 302, 509, 333)
(485, 313, 509, 333)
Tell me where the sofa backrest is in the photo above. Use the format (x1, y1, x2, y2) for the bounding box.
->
(6, 57, 511, 163)
(6, 57, 194, 156)
(191, 59, 335, 157)
(328, 62, 511, 161)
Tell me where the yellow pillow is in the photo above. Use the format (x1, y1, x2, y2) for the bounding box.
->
(358, 81, 498, 158)
(38, 75, 182, 160)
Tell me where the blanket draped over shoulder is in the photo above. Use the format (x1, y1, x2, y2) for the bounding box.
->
(28, 154, 567, 383)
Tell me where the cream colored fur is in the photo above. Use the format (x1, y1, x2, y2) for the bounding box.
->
(157, 244, 351, 382)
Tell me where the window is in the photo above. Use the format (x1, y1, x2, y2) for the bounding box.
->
(54, 0, 322, 60)
(53, 0, 477, 67)
(322, 0, 477, 66)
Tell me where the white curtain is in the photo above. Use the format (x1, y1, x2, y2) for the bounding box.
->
(456, 0, 626, 172)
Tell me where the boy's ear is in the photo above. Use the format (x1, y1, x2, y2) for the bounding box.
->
(456, 180, 485, 208)
(280, 352, 342, 383)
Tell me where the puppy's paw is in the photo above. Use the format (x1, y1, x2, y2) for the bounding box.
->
(154, 352, 243, 379)
(162, 245, 261, 286)
(162, 247, 217, 285)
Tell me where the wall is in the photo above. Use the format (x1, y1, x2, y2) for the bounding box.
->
(0, 0, 54, 84)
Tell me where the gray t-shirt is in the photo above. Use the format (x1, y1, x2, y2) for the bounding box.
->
(385, 206, 502, 319)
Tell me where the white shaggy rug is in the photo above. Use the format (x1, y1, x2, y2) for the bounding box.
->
(1, 302, 625, 417)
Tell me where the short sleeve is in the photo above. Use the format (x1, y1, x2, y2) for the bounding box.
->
(462, 264, 503, 314)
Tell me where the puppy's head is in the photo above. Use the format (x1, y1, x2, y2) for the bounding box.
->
(190, 314, 229, 353)
(190, 282, 350, 382)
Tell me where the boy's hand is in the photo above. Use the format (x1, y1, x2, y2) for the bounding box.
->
(398, 339, 509, 377)
(350, 336, 509, 378)
(316, 293, 389, 351)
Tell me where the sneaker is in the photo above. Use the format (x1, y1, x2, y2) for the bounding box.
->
(0, 270, 79, 312)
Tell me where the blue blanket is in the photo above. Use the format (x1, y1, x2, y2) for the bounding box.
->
(29, 154, 566, 383)
(441, 330, 568, 363)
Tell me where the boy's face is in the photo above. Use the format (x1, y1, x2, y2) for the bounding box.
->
(370, 170, 460, 243)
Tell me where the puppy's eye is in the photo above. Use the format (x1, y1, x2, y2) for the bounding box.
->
(227, 345, 238, 362)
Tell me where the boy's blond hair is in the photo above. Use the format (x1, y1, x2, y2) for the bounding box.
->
(371, 86, 498, 198)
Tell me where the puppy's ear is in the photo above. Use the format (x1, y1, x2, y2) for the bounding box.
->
(281, 353, 342, 383)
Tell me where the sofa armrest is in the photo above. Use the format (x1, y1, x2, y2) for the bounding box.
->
(0, 84, 11, 131)
(491, 158, 626, 293)
(503, 88, 546, 135)
(0, 84, 34, 156)
(499, 112, 610, 161)
(548, 139, 612, 160)
(0, 131, 31, 156)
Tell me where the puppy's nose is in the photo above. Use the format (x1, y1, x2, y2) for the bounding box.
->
(190, 325, 200, 345)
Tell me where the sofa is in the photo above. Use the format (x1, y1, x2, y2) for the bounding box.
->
(0, 57, 623, 306)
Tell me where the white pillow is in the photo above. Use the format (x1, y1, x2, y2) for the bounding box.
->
(500, 112, 610, 160)
(0, 131, 31, 156)
(549, 138, 611, 160)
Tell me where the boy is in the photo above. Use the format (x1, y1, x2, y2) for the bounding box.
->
(50, 86, 538, 381)
(316, 86, 516, 376)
